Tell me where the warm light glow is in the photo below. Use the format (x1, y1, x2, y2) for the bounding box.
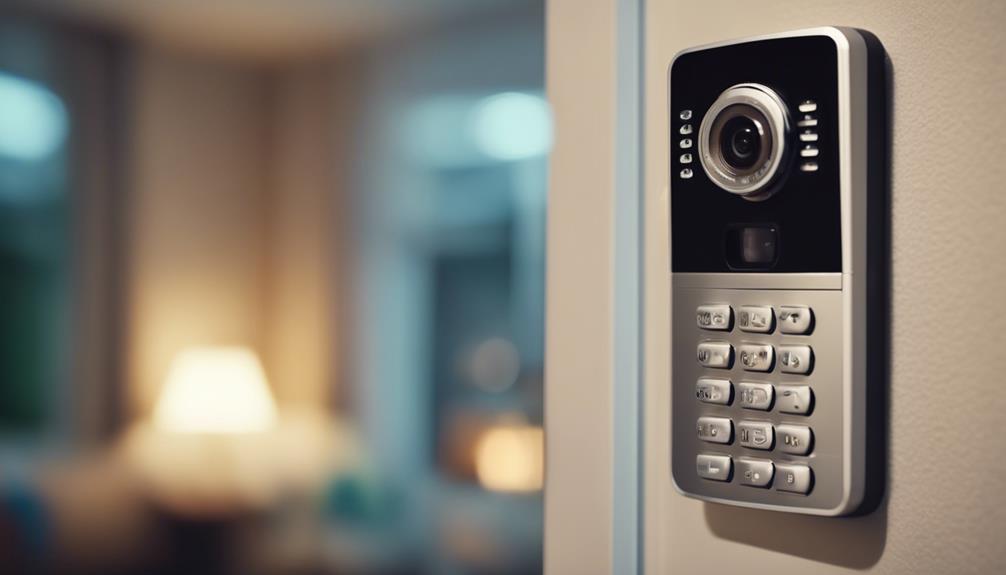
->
(122, 405, 361, 517)
(154, 346, 278, 434)
(474, 423, 544, 493)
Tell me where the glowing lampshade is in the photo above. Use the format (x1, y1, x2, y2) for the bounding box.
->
(474, 423, 544, 493)
(154, 347, 278, 434)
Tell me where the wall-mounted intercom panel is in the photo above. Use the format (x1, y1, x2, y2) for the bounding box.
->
(669, 27, 887, 516)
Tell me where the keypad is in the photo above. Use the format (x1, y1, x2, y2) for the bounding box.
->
(737, 421, 774, 450)
(737, 458, 774, 488)
(777, 424, 813, 455)
(776, 385, 813, 415)
(738, 382, 773, 410)
(697, 341, 732, 369)
(696, 454, 732, 481)
(696, 416, 733, 444)
(778, 305, 813, 334)
(738, 343, 774, 372)
(738, 305, 774, 333)
(693, 301, 817, 494)
(696, 304, 732, 330)
(775, 463, 813, 494)
(779, 345, 813, 374)
(696, 378, 732, 405)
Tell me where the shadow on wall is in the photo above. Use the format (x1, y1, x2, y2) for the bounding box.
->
(705, 46, 896, 571)
(704, 500, 887, 569)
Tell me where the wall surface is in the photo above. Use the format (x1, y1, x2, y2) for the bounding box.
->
(125, 46, 342, 415)
(544, 0, 617, 572)
(264, 60, 341, 409)
(644, 1, 1006, 574)
(127, 46, 271, 414)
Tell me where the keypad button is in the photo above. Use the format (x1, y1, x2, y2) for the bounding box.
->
(696, 454, 731, 481)
(775, 463, 813, 494)
(737, 458, 774, 488)
(697, 341, 733, 369)
(778, 306, 813, 334)
(738, 343, 774, 372)
(696, 416, 733, 444)
(737, 305, 774, 333)
(737, 382, 774, 410)
(679, 109, 693, 121)
(737, 421, 774, 450)
(696, 378, 732, 405)
(680, 138, 693, 149)
(696, 304, 732, 330)
(778, 345, 813, 374)
(777, 424, 813, 455)
(776, 385, 813, 415)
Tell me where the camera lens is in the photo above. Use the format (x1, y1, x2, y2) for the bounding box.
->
(720, 116, 761, 169)
(697, 84, 791, 200)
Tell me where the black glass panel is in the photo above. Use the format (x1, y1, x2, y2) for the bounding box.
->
(670, 35, 842, 273)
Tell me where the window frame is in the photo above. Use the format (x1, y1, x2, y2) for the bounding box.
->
(0, 10, 125, 454)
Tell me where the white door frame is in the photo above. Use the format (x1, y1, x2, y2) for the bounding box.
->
(544, 0, 643, 573)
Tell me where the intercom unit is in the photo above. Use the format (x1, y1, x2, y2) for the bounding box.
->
(669, 27, 887, 516)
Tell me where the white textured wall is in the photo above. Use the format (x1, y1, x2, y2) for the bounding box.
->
(544, 0, 617, 572)
(644, 1, 1006, 573)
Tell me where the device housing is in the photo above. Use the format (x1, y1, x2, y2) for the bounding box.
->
(668, 27, 887, 516)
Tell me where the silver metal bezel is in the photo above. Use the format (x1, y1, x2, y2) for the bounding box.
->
(698, 83, 791, 199)
(668, 27, 872, 516)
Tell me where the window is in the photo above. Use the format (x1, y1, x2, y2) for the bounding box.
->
(0, 18, 119, 446)
(341, 6, 548, 572)
(0, 38, 71, 437)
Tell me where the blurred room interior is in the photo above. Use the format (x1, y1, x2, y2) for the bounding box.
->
(0, 1, 546, 573)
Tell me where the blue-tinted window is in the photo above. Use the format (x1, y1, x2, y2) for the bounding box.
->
(0, 64, 71, 435)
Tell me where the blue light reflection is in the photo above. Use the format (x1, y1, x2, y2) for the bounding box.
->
(0, 72, 68, 162)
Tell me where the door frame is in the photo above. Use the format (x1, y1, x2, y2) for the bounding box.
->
(544, 0, 643, 572)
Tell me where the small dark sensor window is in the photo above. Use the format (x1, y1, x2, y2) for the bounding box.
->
(725, 225, 779, 269)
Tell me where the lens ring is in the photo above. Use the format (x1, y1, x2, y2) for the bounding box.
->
(698, 84, 791, 199)
(710, 107, 771, 174)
